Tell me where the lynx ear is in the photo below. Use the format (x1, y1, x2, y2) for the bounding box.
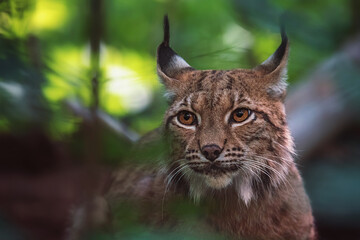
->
(255, 28, 289, 99)
(157, 15, 194, 95)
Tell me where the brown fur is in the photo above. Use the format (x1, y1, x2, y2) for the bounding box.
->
(104, 69, 316, 240)
(67, 17, 316, 240)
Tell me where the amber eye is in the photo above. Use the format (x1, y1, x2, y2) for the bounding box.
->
(177, 111, 197, 126)
(231, 108, 251, 123)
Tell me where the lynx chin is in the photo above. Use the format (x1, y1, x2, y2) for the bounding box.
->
(67, 16, 316, 240)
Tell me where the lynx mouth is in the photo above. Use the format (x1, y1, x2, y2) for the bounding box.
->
(189, 162, 239, 189)
(189, 162, 239, 175)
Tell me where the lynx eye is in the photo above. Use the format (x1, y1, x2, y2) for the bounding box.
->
(177, 111, 197, 126)
(231, 108, 251, 123)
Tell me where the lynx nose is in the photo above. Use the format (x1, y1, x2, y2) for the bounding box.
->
(201, 144, 222, 161)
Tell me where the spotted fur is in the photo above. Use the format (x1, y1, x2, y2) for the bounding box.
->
(162, 69, 295, 203)
(67, 16, 316, 240)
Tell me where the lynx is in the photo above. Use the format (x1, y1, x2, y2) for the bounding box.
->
(68, 16, 316, 240)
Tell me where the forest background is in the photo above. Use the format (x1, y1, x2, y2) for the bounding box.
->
(0, 0, 359, 239)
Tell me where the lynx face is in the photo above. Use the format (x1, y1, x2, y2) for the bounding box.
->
(157, 17, 294, 204)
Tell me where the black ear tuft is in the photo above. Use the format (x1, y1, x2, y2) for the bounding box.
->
(254, 26, 289, 99)
(157, 15, 179, 74)
(255, 25, 289, 75)
(271, 24, 288, 70)
(163, 15, 170, 47)
(157, 15, 193, 80)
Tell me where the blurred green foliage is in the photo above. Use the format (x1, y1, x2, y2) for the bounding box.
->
(0, 0, 358, 239)
(87, 198, 224, 240)
(0, 0, 355, 137)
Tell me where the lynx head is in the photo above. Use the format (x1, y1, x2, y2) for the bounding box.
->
(158, 16, 294, 205)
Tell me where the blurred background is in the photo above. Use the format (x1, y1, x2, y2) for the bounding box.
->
(0, 0, 359, 239)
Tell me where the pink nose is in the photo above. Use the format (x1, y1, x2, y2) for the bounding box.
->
(201, 144, 222, 161)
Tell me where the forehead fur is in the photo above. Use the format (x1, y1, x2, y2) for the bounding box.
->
(170, 69, 277, 102)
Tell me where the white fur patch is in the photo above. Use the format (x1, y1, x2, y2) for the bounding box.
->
(261, 54, 274, 66)
(267, 67, 288, 97)
(189, 185, 204, 204)
(239, 178, 253, 206)
(164, 90, 176, 101)
(188, 176, 206, 204)
(169, 55, 190, 69)
(261, 53, 288, 97)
